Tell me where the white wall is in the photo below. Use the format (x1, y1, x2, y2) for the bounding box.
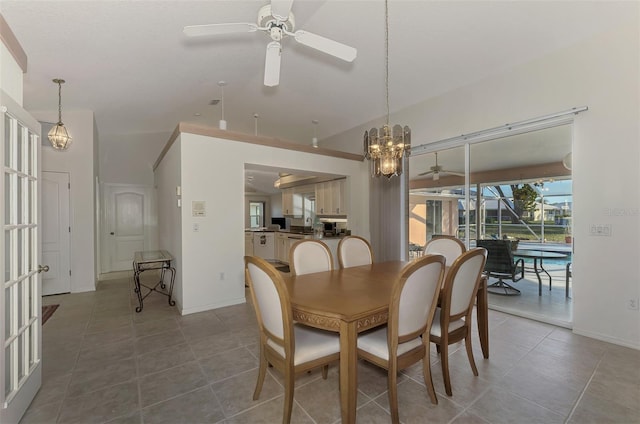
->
(0, 43, 23, 104)
(99, 131, 168, 186)
(325, 20, 640, 348)
(157, 132, 369, 315)
(33, 110, 97, 292)
(154, 137, 183, 308)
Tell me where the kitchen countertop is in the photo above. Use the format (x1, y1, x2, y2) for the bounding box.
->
(244, 228, 346, 239)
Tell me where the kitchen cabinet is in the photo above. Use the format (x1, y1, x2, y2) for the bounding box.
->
(244, 232, 254, 256)
(316, 179, 347, 216)
(282, 188, 303, 217)
(276, 233, 288, 262)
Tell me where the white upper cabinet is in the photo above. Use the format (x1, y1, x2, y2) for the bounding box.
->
(282, 188, 303, 217)
(316, 179, 347, 216)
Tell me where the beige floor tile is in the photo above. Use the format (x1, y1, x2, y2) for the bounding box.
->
(66, 357, 137, 397)
(224, 396, 313, 424)
(210, 369, 284, 418)
(468, 386, 564, 423)
(136, 342, 196, 377)
(569, 390, 640, 423)
(199, 346, 259, 383)
(141, 386, 225, 424)
(57, 380, 139, 424)
(134, 328, 186, 356)
(138, 361, 208, 407)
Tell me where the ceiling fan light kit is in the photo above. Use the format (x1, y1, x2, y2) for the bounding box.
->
(183, 0, 357, 87)
(48, 78, 72, 151)
(363, 0, 410, 178)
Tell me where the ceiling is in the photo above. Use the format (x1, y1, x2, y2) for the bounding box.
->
(2, 0, 631, 149)
(2, 1, 632, 195)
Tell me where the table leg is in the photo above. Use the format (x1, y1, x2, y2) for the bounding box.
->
(534, 258, 543, 296)
(133, 270, 144, 313)
(167, 267, 176, 306)
(538, 259, 553, 291)
(476, 277, 489, 359)
(339, 320, 357, 424)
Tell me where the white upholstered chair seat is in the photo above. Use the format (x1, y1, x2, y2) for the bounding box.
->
(267, 324, 340, 365)
(430, 308, 465, 338)
(357, 327, 423, 360)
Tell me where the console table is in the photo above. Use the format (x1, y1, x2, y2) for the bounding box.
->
(132, 250, 176, 312)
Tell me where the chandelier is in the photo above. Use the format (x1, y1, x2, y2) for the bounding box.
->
(363, 0, 410, 178)
(47, 78, 72, 150)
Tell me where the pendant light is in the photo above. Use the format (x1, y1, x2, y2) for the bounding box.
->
(363, 0, 410, 178)
(48, 78, 72, 150)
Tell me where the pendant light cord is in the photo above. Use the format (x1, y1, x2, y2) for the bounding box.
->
(385, 0, 390, 127)
(57, 81, 63, 124)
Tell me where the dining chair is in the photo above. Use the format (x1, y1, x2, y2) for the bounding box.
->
(289, 239, 333, 276)
(337, 235, 374, 268)
(244, 256, 340, 424)
(357, 254, 446, 423)
(429, 247, 487, 396)
(423, 235, 466, 266)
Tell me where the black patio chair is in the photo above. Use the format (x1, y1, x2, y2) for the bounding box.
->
(476, 240, 524, 295)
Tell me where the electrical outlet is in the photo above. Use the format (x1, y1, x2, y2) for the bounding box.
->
(628, 298, 639, 311)
(193, 223, 199, 232)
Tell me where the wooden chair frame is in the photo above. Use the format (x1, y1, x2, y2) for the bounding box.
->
(429, 248, 487, 396)
(245, 256, 340, 424)
(357, 254, 446, 423)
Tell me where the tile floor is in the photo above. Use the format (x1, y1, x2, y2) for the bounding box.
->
(21, 272, 640, 424)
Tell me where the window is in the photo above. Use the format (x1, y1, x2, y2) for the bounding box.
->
(249, 202, 265, 228)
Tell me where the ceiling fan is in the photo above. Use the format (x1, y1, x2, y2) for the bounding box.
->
(183, 0, 357, 87)
(417, 152, 465, 181)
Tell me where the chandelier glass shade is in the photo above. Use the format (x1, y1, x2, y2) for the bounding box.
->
(48, 79, 72, 150)
(364, 124, 411, 178)
(363, 0, 410, 178)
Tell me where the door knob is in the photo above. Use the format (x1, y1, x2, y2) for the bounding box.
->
(38, 265, 50, 273)
(110, 232, 115, 235)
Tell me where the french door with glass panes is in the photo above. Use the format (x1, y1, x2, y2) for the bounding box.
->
(1, 91, 43, 424)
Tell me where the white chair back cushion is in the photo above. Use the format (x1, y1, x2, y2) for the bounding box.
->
(357, 327, 423, 360)
(292, 241, 332, 275)
(424, 238, 464, 265)
(339, 237, 372, 268)
(449, 253, 485, 316)
(398, 260, 442, 337)
(247, 262, 284, 339)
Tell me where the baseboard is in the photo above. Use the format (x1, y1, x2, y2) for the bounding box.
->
(99, 270, 134, 281)
(488, 304, 573, 329)
(572, 326, 640, 351)
(180, 296, 246, 316)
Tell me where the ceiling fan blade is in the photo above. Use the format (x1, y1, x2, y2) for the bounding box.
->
(418, 170, 435, 177)
(264, 41, 282, 87)
(183, 23, 258, 37)
(444, 171, 466, 177)
(270, 0, 294, 21)
(293, 30, 357, 62)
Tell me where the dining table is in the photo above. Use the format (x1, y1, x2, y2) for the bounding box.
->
(513, 249, 568, 296)
(283, 260, 488, 424)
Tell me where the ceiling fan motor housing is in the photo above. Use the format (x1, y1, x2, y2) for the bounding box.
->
(258, 5, 295, 34)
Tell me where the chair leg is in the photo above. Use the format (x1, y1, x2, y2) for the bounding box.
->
(440, 342, 452, 396)
(283, 368, 295, 424)
(388, 364, 400, 424)
(464, 329, 478, 376)
(253, 351, 268, 400)
(321, 364, 329, 379)
(422, 353, 438, 405)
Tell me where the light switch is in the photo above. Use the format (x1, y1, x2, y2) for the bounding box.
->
(193, 223, 199, 232)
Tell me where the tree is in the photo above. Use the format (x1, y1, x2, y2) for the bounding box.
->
(510, 184, 539, 222)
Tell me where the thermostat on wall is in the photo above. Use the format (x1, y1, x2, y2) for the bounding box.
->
(192, 201, 206, 217)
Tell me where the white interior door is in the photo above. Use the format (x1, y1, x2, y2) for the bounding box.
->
(103, 184, 154, 272)
(41, 172, 70, 295)
(1, 91, 43, 423)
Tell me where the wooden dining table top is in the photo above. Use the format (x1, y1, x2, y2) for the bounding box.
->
(283, 261, 405, 327)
